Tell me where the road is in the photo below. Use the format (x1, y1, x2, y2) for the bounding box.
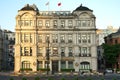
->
(0, 72, 120, 80)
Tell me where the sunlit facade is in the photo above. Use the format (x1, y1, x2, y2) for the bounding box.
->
(14, 4, 97, 72)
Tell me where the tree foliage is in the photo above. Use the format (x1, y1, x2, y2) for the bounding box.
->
(102, 44, 120, 68)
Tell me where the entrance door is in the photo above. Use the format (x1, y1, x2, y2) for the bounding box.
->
(52, 61, 58, 73)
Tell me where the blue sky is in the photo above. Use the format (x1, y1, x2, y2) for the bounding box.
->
(0, 0, 120, 31)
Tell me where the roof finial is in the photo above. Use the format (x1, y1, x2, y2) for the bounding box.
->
(80, 4, 82, 7)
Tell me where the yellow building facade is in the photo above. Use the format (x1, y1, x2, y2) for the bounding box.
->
(14, 4, 97, 72)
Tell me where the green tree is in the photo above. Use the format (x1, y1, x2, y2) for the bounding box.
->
(102, 44, 120, 68)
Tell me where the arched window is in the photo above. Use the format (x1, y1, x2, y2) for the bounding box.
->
(80, 62, 90, 70)
(22, 61, 31, 69)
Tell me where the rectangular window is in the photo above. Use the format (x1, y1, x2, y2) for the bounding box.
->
(38, 47, 43, 56)
(68, 20, 73, 28)
(30, 34, 32, 43)
(87, 20, 90, 26)
(82, 20, 86, 27)
(24, 34, 29, 42)
(21, 47, 24, 56)
(45, 20, 50, 28)
(81, 47, 87, 56)
(60, 35, 65, 43)
(68, 34, 72, 43)
(52, 34, 58, 43)
(18, 20, 23, 26)
(68, 47, 73, 56)
(87, 47, 91, 56)
(61, 61, 66, 69)
(82, 34, 87, 43)
(68, 61, 73, 69)
(30, 47, 32, 56)
(61, 47, 65, 56)
(38, 34, 42, 43)
(45, 61, 47, 68)
(24, 47, 29, 56)
(87, 34, 91, 43)
(61, 20, 65, 28)
(53, 20, 57, 28)
(24, 20, 30, 26)
(46, 35, 50, 43)
(37, 20, 43, 27)
(79, 47, 81, 56)
(77, 20, 81, 27)
(30, 20, 33, 26)
(22, 61, 30, 69)
(38, 61, 43, 68)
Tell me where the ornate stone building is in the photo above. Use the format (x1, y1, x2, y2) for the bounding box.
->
(0, 29, 3, 70)
(14, 4, 97, 72)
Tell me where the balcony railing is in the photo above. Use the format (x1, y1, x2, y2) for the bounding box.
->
(79, 53, 91, 57)
(21, 53, 32, 56)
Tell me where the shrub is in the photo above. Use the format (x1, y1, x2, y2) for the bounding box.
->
(86, 78, 92, 80)
(48, 78, 53, 80)
(9, 78, 14, 80)
(37, 68, 50, 71)
(61, 69, 75, 72)
(74, 77, 79, 80)
(22, 77, 27, 80)
(35, 76, 40, 80)
(61, 78, 65, 80)
(101, 78, 105, 80)
(20, 68, 32, 72)
(112, 78, 117, 80)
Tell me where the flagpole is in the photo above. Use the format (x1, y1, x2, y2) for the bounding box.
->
(46, 1, 50, 11)
(48, 1, 49, 11)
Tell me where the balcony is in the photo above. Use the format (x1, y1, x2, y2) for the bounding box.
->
(21, 53, 32, 56)
(79, 53, 91, 57)
(61, 56, 74, 61)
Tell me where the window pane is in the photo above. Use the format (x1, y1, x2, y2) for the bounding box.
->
(61, 61, 66, 69)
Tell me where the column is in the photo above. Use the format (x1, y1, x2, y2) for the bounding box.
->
(50, 60, 52, 72)
(65, 47, 68, 57)
(66, 61, 68, 69)
(43, 61, 45, 68)
(58, 60, 61, 72)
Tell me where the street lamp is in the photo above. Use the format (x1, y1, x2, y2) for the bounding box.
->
(46, 38, 50, 75)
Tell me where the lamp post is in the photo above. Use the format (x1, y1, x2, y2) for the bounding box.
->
(46, 38, 50, 75)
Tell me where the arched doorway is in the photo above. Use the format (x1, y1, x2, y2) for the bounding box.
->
(22, 61, 31, 69)
(80, 61, 90, 71)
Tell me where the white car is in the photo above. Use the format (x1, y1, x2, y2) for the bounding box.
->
(105, 69, 113, 73)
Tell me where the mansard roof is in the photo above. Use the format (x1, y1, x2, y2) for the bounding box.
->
(74, 4, 93, 12)
(20, 4, 39, 11)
